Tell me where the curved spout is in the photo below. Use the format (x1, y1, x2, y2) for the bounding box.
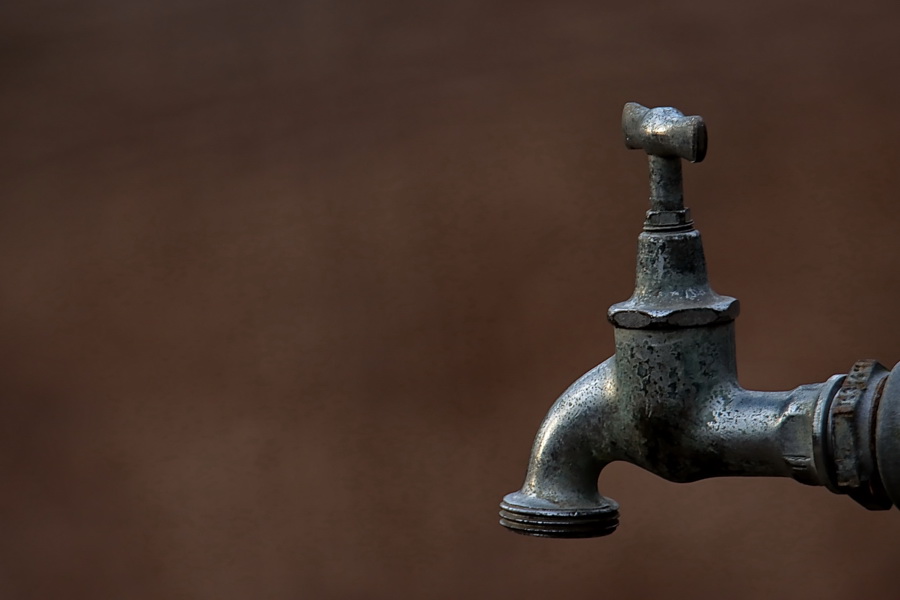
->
(500, 358, 622, 538)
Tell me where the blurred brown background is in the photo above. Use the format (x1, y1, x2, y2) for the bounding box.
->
(2, 1, 900, 598)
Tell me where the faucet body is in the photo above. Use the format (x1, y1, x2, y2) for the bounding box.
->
(499, 103, 900, 537)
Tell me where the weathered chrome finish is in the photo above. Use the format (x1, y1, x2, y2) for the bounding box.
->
(499, 102, 900, 538)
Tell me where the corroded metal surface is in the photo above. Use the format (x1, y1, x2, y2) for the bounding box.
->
(826, 359, 891, 508)
(499, 102, 900, 538)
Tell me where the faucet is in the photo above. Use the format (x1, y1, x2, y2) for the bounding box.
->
(498, 102, 900, 538)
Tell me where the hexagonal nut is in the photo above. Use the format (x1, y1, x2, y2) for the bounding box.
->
(608, 297, 740, 329)
(644, 209, 693, 231)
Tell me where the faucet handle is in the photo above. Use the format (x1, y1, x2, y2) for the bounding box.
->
(622, 102, 707, 224)
(622, 102, 707, 163)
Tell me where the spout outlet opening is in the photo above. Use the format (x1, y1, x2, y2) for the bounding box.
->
(499, 491, 619, 538)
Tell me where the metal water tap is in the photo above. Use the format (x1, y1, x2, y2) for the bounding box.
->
(498, 102, 900, 538)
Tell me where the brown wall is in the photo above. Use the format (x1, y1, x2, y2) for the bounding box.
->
(2, 1, 900, 598)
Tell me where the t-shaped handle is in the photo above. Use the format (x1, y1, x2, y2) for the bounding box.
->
(622, 102, 707, 163)
(622, 102, 707, 227)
